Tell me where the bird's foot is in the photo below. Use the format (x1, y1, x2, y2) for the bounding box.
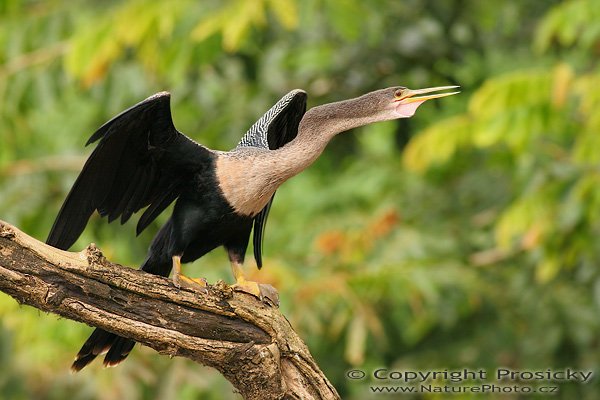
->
(171, 254, 207, 293)
(173, 274, 208, 293)
(232, 278, 279, 307)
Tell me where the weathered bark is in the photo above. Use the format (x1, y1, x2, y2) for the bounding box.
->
(0, 220, 340, 400)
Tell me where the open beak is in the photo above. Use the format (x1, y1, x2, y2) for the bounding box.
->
(396, 85, 460, 104)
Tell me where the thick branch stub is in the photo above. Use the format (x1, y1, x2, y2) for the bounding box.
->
(84, 243, 106, 267)
(0, 220, 340, 400)
(0, 223, 15, 238)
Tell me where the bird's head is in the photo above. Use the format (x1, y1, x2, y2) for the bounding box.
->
(352, 85, 460, 122)
(388, 85, 460, 118)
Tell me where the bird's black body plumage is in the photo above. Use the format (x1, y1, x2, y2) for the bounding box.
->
(50, 90, 307, 370)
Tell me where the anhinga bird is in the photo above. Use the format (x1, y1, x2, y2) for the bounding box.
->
(46, 85, 458, 371)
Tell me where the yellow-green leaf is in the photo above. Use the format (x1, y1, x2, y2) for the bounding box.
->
(268, 0, 298, 29)
(403, 115, 470, 172)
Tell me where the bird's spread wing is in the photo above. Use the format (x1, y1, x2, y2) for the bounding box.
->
(47, 92, 211, 250)
(237, 89, 307, 268)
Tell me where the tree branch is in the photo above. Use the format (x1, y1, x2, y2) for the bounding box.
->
(0, 220, 340, 400)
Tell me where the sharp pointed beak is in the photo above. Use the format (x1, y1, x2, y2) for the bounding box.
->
(396, 85, 461, 104)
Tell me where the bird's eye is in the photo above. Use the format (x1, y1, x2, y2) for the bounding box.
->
(394, 89, 404, 98)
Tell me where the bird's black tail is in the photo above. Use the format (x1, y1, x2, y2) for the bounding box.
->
(71, 329, 135, 372)
(72, 222, 174, 371)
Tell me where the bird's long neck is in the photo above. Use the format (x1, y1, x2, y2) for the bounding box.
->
(217, 94, 389, 217)
(273, 96, 387, 181)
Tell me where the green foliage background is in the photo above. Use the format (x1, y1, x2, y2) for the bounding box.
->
(1, 0, 599, 398)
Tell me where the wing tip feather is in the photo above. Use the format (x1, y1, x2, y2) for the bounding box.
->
(146, 91, 171, 101)
(86, 91, 173, 146)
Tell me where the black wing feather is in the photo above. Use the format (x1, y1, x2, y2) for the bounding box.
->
(47, 92, 211, 250)
(136, 180, 181, 235)
(237, 89, 307, 268)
